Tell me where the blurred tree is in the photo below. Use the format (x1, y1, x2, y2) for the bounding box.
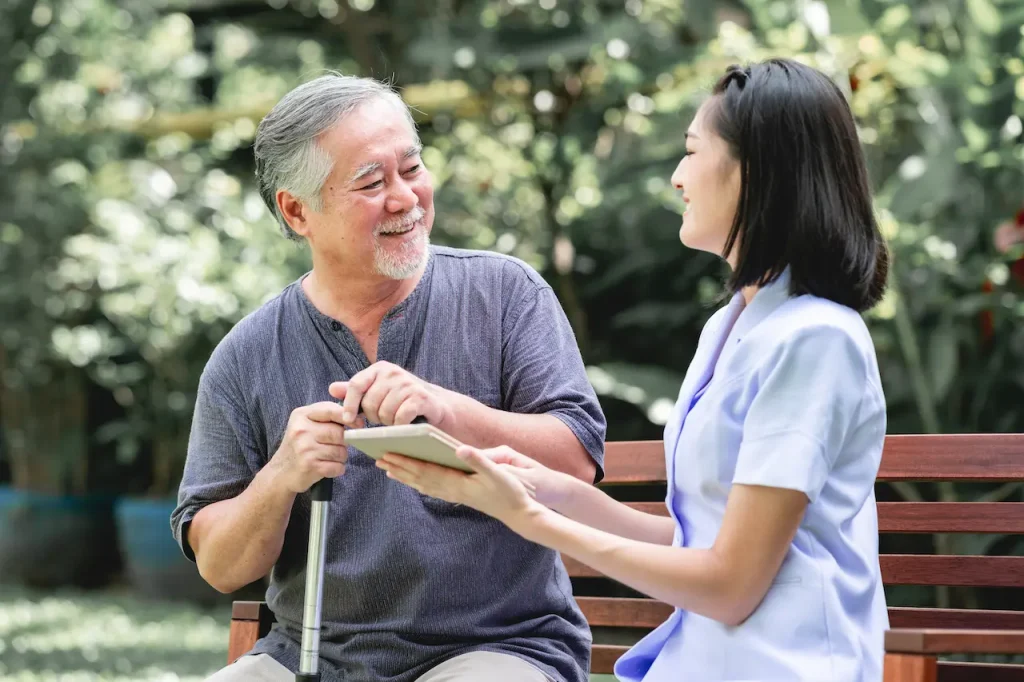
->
(0, 2, 1021, 606)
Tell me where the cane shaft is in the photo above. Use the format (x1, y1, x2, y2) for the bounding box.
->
(297, 479, 332, 680)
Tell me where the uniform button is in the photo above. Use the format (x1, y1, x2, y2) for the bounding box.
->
(331, 321, 342, 331)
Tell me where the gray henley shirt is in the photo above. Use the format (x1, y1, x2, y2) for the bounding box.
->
(171, 246, 606, 682)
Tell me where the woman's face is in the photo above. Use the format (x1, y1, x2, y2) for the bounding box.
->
(670, 99, 742, 264)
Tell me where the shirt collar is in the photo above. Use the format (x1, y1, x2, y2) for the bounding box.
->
(729, 267, 794, 344)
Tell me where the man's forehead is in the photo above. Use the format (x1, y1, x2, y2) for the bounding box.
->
(322, 99, 414, 147)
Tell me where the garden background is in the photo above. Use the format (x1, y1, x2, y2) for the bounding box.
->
(1, 0, 1023, 679)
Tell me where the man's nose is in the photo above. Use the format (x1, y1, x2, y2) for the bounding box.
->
(385, 179, 418, 213)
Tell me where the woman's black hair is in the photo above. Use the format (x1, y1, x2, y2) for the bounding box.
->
(708, 58, 889, 312)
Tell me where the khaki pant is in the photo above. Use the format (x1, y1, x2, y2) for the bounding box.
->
(205, 651, 555, 681)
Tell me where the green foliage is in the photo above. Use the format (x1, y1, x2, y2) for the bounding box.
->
(0, 0, 1022, 510)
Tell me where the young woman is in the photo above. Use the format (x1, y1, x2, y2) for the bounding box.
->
(377, 58, 890, 681)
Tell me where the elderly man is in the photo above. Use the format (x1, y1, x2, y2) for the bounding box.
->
(171, 73, 605, 682)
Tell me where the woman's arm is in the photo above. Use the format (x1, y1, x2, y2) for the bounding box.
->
(518, 483, 807, 625)
(378, 447, 808, 626)
(553, 475, 676, 545)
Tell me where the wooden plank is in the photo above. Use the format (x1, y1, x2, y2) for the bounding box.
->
(227, 619, 261, 665)
(878, 434, 1024, 482)
(231, 600, 265, 621)
(576, 597, 672, 628)
(572, 554, 1024, 587)
(878, 503, 1024, 534)
(599, 435, 1024, 485)
(937, 661, 1024, 682)
(625, 502, 670, 516)
(574, 600, 1024, 631)
(886, 629, 1024, 655)
(884, 654, 937, 682)
(881, 555, 1024, 587)
(602, 441, 665, 484)
(598, 435, 1024, 485)
(591, 644, 629, 674)
(564, 554, 600, 578)
(889, 607, 1024, 630)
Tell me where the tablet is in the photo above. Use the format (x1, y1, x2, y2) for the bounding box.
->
(343, 423, 473, 473)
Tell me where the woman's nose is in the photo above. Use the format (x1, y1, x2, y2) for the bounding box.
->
(670, 161, 685, 190)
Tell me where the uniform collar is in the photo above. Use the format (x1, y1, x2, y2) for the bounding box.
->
(729, 267, 794, 345)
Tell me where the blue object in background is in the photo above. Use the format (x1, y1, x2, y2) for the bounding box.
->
(114, 496, 227, 604)
(0, 486, 120, 588)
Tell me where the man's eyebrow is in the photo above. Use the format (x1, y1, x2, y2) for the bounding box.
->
(349, 161, 382, 185)
(348, 145, 422, 186)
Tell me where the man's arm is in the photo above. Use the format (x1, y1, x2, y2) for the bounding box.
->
(435, 386, 596, 481)
(185, 401, 349, 592)
(172, 332, 351, 593)
(188, 462, 296, 593)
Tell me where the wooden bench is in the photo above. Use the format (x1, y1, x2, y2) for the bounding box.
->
(229, 434, 1024, 681)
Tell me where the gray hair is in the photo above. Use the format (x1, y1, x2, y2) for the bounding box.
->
(253, 73, 418, 240)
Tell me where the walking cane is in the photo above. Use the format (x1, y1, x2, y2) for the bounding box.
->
(295, 415, 427, 681)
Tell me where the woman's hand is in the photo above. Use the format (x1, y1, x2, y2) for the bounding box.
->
(482, 446, 583, 510)
(376, 445, 550, 535)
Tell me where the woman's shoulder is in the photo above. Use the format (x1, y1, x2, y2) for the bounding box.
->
(760, 294, 873, 354)
(726, 294, 880, 396)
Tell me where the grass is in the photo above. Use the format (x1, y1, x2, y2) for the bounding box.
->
(0, 584, 231, 681)
(0, 584, 620, 681)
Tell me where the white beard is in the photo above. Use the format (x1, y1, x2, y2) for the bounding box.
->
(372, 206, 429, 279)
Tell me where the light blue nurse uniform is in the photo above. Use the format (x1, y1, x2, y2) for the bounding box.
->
(614, 268, 889, 681)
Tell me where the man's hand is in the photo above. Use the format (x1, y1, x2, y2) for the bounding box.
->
(329, 361, 455, 428)
(268, 401, 352, 493)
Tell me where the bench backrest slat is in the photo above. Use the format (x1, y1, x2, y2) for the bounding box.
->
(566, 554, 1024, 587)
(879, 434, 1024, 481)
(877, 502, 1024, 534)
(628, 501, 1024, 534)
(576, 597, 672, 628)
(880, 555, 1024, 588)
(602, 435, 1024, 485)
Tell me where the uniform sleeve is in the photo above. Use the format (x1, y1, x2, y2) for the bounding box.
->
(732, 326, 869, 503)
(501, 284, 608, 481)
(169, 340, 266, 561)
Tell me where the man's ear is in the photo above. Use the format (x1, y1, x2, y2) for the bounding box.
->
(277, 190, 310, 237)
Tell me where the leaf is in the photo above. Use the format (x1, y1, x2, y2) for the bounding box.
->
(610, 302, 698, 330)
(966, 0, 1001, 35)
(587, 362, 684, 425)
(877, 5, 912, 34)
(822, 0, 871, 36)
(884, 151, 959, 221)
(927, 320, 958, 401)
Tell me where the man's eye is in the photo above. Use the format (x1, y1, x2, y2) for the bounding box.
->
(404, 164, 421, 174)
(362, 180, 383, 190)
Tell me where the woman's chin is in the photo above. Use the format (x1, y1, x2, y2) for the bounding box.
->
(679, 221, 697, 248)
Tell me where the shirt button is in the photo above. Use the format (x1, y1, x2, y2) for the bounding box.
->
(331, 321, 342, 331)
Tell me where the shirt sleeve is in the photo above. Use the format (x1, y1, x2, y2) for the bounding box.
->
(169, 339, 265, 562)
(732, 326, 869, 503)
(501, 284, 608, 481)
